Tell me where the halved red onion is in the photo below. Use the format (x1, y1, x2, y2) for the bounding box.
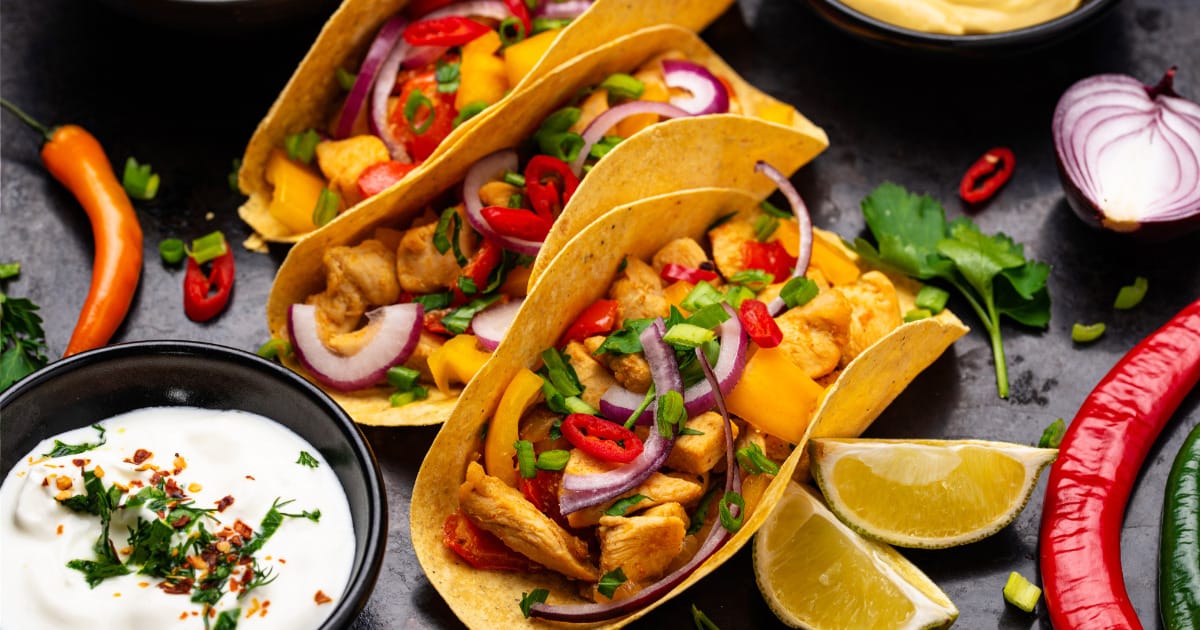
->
(533, 0, 592, 19)
(662, 59, 729, 116)
(599, 305, 746, 423)
(1053, 67, 1200, 239)
(570, 100, 692, 175)
(335, 15, 408, 140)
(288, 303, 423, 392)
(471, 297, 523, 351)
(559, 320, 678, 513)
(420, 0, 511, 22)
(754, 160, 813, 316)
(369, 19, 413, 163)
(461, 150, 545, 256)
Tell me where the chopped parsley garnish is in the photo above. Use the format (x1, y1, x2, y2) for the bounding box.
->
(597, 567, 628, 598)
(297, 450, 320, 468)
(442, 295, 502, 335)
(42, 424, 107, 458)
(519, 588, 550, 618)
(0, 270, 49, 392)
(603, 494, 649, 517)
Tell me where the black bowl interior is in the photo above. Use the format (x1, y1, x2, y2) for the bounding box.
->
(0, 340, 385, 629)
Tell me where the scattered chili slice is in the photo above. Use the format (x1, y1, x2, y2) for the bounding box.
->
(404, 16, 490, 47)
(661, 263, 719, 285)
(560, 413, 643, 463)
(183, 233, 235, 323)
(959, 147, 1015, 204)
(502, 0, 532, 42)
(738, 299, 783, 348)
(560, 299, 619, 345)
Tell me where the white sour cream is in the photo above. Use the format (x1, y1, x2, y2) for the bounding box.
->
(0, 407, 356, 630)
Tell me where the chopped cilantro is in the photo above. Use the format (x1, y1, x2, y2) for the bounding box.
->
(597, 567, 628, 598)
(297, 450, 320, 468)
(604, 494, 649, 517)
(519, 588, 550, 618)
(43, 424, 107, 458)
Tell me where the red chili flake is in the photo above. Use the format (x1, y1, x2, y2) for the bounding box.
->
(234, 520, 254, 539)
(131, 449, 152, 464)
(56, 524, 63, 535)
(245, 475, 255, 481)
(158, 578, 194, 595)
(171, 514, 192, 529)
(71, 458, 87, 467)
(179, 612, 188, 620)
(242, 567, 254, 584)
(148, 470, 168, 487)
(164, 477, 184, 498)
(215, 495, 235, 512)
(278, 558, 287, 564)
(229, 578, 241, 594)
(314, 591, 333, 605)
(41, 477, 49, 487)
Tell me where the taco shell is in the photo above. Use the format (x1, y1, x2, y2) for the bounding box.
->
(238, 0, 735, 242)
(411, 187, 967, 627)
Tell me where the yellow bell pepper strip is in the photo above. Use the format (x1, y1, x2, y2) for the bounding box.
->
(503, 28, 562, 88)
(616, 71, 670, 138)
(663, 280, 695, 314)
(484, 368, 544, 487)
(756, 101, 796, 126)
(456, 30, 507, 111)
(265, 148, 327, 234)
(774, 221, 860, 286)
(725, 345, 824, 444)
(428, 334, 491, 395)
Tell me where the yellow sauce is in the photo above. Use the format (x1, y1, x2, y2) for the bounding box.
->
(840, 0, 1082, 35)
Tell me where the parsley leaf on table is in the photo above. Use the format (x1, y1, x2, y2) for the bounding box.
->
(1, 264, 49, 392)
(853, 183, 1051, 398)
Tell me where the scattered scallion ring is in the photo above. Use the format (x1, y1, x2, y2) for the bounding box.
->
(188, 231, 228, 264)
(1072, 322, 1106, 343)
(158, 238, 185, 265)
(1114, 276, 1149, 310)
(405, 91, 436, 135)
(599, 73, 644, 101)
(256, 338, 291, 361)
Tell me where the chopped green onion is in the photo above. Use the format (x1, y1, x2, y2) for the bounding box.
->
(284, 129, 321, 165)
(688, 486, 720, 535)
(536, 131, 584, 162)
(663, 323, 715, 349)
(603, 494, 648, 517)
(434, 59, 460, 94)
(780, 277, 819, 308)
(541, 348, 582, 396)
(681, 281, 724, 312)
(121, 157, 160, 201)
(228, 158, 242, 192)
(538, 107, 580, 134)
(1113, 276, 1148, 310)
(736, 443, 780, 476)
(597, 568, 627, 599)
(759, 199, 791, 218)
(656, 390, 686, 438)
(1038, 418, 1066, 449)
(723, 285, 754, 309)
(685, 303, 732, 330)
(499, 16, 526, 46)
(443, 295, 502, 334)
(692, 605, 721, 630)
(730, 269, 774, 289)
(507, 193, 524, 209)
(680, 427, 705, 436)
(256, 339, 291, 360)
(502, 171, 526, 187)
(404, 91, 435, 135)
(453, 100, 488, 128)
(312, 188, 341, 227)
(519, 589, 549, 618)
(0, 262, 19, 280)
(433, 207, 457, 254)
(563, 395, 599, 415)
(387, 366, 422, 391)
(535, 449, 570, 472)
(904, 308, 932, 322)
(588, 135, 623, 160)
(532, 17, 572, 34)
(336, 67, 357, 91)
(617, 256, 628, 273)
(1002, 571, 1042, 613)
(1071, 322, 1106, 343)
(599, 73, 644, 101)
(514, 440, 537, 478)
(622, 385, 656, 429)
(158, 238, 185, 265)
(915, 285, 950, 313)
(188, 231, 228, 265)
(753, 215, 779, 242)
(719, 491, 745, 533)
(390, 386, 429, 407)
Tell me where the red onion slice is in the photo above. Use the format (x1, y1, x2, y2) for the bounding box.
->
(1053, 67, 1200, 237)
(402, 45, 449, 70)
(370, 19, 413, 163)
(471, 297, 523, 351)
(533, 0, 592, 19)
(599, 305, 747, 423)
(754, 160, 813, 316)
(335, 15, 407, 140)
(461, 150, 544, 256)
(570, 100, 692, 175)
(288, 303, 423, 392)
(662, 59, 729, 116)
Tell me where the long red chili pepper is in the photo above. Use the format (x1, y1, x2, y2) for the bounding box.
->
(1, 99, 144, 357)
(183, 249, 235, 322)
(959, 147, 1015, 204)
(1040, 297, 1200, 629)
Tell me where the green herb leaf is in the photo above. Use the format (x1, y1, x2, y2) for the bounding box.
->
(680, 427, 705, 436)
(1038, 418, 1065, 448)
(541, 347, 583, 397)
(687, 486, 720, 535)
(122, 156, 160, 201)
(594, 317, 653, 356)
(0, 292, 48, 391)
(597, 567, 628, 599)
(685, 303, 731, 330)
(297, 450, 320, 468)
(442, 295, 502, 335)
(284, 129, 320, 165)
(730, 269, 774, 289)
(604, 494, 648, 517)
(433, 207, 457, 254)
(681, 281, 724, 313)
(914, 284, 950, 313)
(43, 424, 107, 458)
(213, 608, 241, 630)
(693, 604, 721, 630)
(519, 588, 550, 618)
(66, 557, 130, 588)
(759, 199, 792, 219)
(753, 215, 779, 242)
(414, 292, 454, 311)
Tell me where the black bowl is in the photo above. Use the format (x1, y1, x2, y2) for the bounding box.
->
(0, 340, 386, 629)
(806, 0, 1123, 55)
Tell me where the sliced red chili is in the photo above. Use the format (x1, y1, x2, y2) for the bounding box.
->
(660, 263, 719, 285)
(560, 299, 620, 346)
(502, 0, 532, 40)
(442, 510, 541, 572)
(453, 237, 503, 302)
(480, 206, 554, 241)
(403, 16, 490, 47)
(738, 298, 783, 349)
(959, 147, 1015, 204)
(524, 155, 579, 220)
(561, 413, 644, 463)
(183, 249, 235, 322)
(357, 160, 418, 199)
(741, 240, 796, 280)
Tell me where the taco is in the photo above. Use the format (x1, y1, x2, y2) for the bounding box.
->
(410, 184, 967, 627)
(237, 0, 735, 242)
(263, 25, 830, 427)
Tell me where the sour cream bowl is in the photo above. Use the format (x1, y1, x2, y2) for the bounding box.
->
(0, 340, 385, 629)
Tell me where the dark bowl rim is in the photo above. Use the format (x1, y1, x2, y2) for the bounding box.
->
(0, 339, 387, 630)
(807, 0, 1122, 50)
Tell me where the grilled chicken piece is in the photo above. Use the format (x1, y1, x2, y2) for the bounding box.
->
(835, 271, 902, 364)
(564, 451, 705, 528)
(315, 135, 389, 206)
(583, 336, 654, 394)
(306, 240, 401, 348)
(665, 411, 739, 475)
(458, 462, 598, 581)
(708, 219, 756, 279)
(563, 341, 618, 409)
(608, 257, 670, 321)
(773, 289, 852, 379)
(478, 181, 521, 208)
(651, 237, 710, 274)
(395, 221, 463, 294)
(597, 502, 688, 590)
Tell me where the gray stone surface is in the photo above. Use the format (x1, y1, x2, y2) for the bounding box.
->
(2, 0, 1198, 628)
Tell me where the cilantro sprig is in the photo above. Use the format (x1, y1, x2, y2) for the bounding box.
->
(1, 263, 48, 391)
(853, 183, 1051, 398)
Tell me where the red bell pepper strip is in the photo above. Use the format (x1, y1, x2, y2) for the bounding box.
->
(959, 147, 1015, 204)
(183, 249, 235, 323)
(560, 299, 620, 346)
(660, 263, 719, 285)
(1040, 297, 1200, 630)
(519, 470, 572, 530)
(404, 16, 490, 46)
(524, 155, 579, 220)
(741, 240, 796, 280)
(503, 0, 532, 39)
(357, 160, 418, 199)
(424, 307, 452, 335)
(442, 510, 541, 572)
(561, 413, 644, 463)
(738, 299, 783, 348)
(481, 206, 554, 241)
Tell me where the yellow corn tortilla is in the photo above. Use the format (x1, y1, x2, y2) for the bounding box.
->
(411, 187, 967, 628)
(266, 25, 829, 426)
(238, 0, 735, 243)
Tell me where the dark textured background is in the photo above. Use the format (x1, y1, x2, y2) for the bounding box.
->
(2, 0, 1198, 627)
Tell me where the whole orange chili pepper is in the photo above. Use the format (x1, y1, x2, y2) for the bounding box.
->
(1, 99, 143, 357)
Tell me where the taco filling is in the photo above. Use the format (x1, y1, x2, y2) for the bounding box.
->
(440, 165, 907, 621)
(280, 50, 756, 403)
